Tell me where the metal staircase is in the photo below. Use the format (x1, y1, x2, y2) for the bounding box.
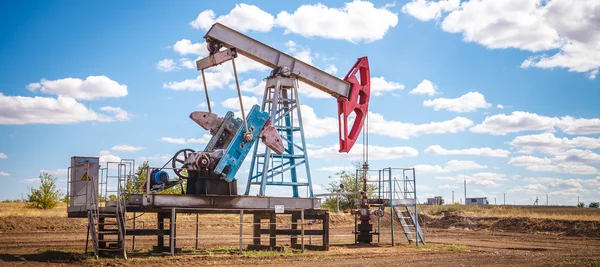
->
(393, 206, 425, 245)
(379, 167, 426, 245)
(86, 160, 132, 259)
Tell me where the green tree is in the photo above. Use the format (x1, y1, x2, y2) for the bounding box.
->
(577, 202, 585, 207)
(589, 202, 599, 208)
(322, 162, 377, 211)
(27, 172, 62, 209)
(123, 161, 149, 198)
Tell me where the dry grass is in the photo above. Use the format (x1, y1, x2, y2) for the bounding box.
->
(420, 204, 600, 221)
(0, 202, 68, 217)
(3, 202, 599, 222)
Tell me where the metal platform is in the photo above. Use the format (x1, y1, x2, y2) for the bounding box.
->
(127, 194, 321, 210)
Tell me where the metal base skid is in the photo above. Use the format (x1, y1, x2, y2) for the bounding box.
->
(128, 194, 321, 210)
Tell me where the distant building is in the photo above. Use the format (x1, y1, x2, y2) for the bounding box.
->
(427, 196, 444, 205)
(466, 197, 489, 205)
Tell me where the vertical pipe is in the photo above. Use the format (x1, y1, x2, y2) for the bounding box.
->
(132, 212, 136, 250)
(301, 209, 305, 251)
(378, 170, 381, 200)
(239, 210, 244, 253)
(388, 168, 394, 246)
(414, 168, 419, 246)
(309, 221, 312, 245)
(195, 213, 199, 250)
(464, 179, 467, 205)
(377, 213, 381, 243)
(170, 208, 175, 256)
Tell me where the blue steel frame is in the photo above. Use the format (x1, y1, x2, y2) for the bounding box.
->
(245, 77, 314, 198)
(214, 105, 270, 182)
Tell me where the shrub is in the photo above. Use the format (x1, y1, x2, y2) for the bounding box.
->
(27, 172, 62, 209)
(589, 202, 599, 208)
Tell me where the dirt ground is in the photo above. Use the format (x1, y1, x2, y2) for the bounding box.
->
(1, 213, 599, 267)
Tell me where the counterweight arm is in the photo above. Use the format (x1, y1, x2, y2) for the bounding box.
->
(196, 22, 371, 153)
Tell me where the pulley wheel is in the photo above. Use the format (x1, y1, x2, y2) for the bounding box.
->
(171, 148, 195, 179)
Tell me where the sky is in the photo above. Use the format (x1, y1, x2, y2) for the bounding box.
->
(1, 0, 599, 206)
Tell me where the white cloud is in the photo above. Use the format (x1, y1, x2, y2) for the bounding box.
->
(438, 184, 458, 189)
(173, 39, 208, 56)
(275, 0, 398, 43)
(27, 76, 128, 100)
(403, 0, 600, 78)
(163, 71, 234, 91)
(436, 172, 504, 187)
(589, 69, 599, 80)
(510, 184, 547, 195)
(471, 112, 600, 135)
(0, 153, 6, 159)
(190, 4, 274, 32)
(111, 145, 144, 152)
(409, 79, 438, 96)
(309, 143, 418, 160)
(99, 150, 121, 165)
(509, 155, 598, 175)
(164, 55, 267, 91)
(160, 135, 212, 145)
(299, 105, 338, 138)
(510, 133, 600, 154)
(496, 104, 504, 109)
(325, 64, 338, 75)
(402, 0, 460, 21)
(368, 112, 473, 139)
(40, 169, 69, 176)
(239, 78, 266, 96)
(424, 145, 510, 158)
(556, 116, 600, 135)
(0, 93, 127, 125)
(298, 82, 331, 99)
(180, 58, 197, 69)
(99, 106, 130, 121)
(522, 177, 600, 192)
(415, 160, 487, 173)
(221, 96, 259, 111)
(371, 77, 405, 96)
(139, 154, 174, 166)
(423, 91, 491, 112)
(198, 101, 216, 109)
(554, 149, 600, 164)
(318, 166, 352, 172)
(471, 112, 558, 135)
(157, 59, 177, 72)
(0, 171, 9, 177)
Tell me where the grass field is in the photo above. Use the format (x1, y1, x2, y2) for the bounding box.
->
(419, 203, 600, 221)
(2, 202, 600, 222)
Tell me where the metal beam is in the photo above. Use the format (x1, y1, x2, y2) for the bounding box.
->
(202, 23, 351, 99)
(132, 194, 321, 210)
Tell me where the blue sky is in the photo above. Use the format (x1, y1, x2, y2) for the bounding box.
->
(1, 0, 599, 205)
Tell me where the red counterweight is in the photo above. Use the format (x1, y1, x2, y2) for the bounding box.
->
(338, 57, 371, 153)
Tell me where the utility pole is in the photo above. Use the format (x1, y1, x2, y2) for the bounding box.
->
(494, 197, 496, 205)
(546, 194, 548, 206)
(578, 196, 580, 206)
(452, 191, 454, 204)
(464, 179, 467, 205)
